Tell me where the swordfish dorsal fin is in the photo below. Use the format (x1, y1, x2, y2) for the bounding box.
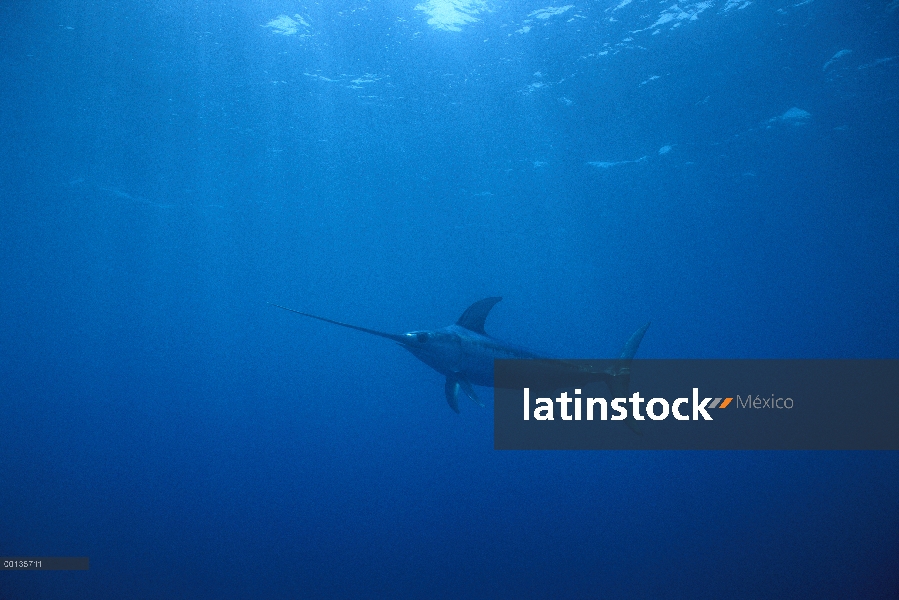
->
(456, 297, 502, 335)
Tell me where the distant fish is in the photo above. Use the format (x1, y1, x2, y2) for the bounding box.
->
(263, 14, 311, 36)
(823, 49, 852, 71)
(768, 107, 811, 126)
(588, 155, 648, 169)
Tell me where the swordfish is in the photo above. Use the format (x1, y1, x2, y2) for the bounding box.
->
(270, 297, 650, 413)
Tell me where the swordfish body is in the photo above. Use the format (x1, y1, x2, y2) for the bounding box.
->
(270, 297, 650, 414)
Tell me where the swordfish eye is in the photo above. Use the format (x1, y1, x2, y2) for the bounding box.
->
(416, 332, 429, 343)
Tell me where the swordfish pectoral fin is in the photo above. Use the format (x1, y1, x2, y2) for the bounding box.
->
(444, 377, 461, 413)
(457, 377, 484, 407)
(444, 375, 484, 413)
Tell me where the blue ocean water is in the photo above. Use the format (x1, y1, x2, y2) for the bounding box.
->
(1, 0, 897, 598)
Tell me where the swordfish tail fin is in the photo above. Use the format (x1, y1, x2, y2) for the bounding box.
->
(609, 322, 651, 435)
(607, 321, 651, 397)
(619, 322, 651, 362)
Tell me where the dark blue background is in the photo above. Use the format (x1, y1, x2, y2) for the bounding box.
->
(2, 1, 897, 598)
